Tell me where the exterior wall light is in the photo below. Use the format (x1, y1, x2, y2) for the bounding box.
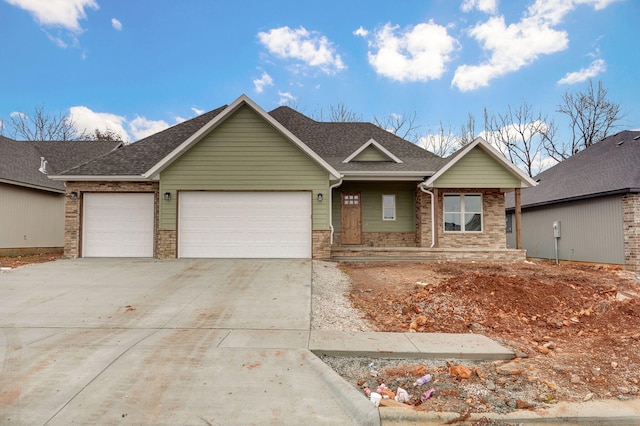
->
(164, 192, 171, 201)
(317, 193, 323, 202)
(70, 191, 78, 200)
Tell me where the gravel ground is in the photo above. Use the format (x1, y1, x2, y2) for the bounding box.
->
(311, 260, 373, 332)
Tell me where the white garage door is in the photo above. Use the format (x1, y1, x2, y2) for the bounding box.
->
(178, 191, 311, 258)
(82, 193, 154, 257)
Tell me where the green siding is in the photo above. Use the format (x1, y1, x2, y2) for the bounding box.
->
(332, 182, 415, 232)
(352, 146, 390, 161)
(434, 147, 520, 188)
(159, 105, 330, 230)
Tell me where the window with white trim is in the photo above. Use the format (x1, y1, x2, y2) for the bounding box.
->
(382, 194, 396, 220)
(444, 194, 482, 232)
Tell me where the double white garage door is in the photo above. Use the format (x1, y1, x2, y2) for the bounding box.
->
(82, 192, 311, 258)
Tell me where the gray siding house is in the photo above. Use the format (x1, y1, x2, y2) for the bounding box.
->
(506, 130, 640, 272)
(0, 136, 121, 255)
(51, 95, 536, 261)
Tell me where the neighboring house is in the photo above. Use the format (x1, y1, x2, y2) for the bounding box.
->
(505, 130, 640, 272)
(50, 95, 536, 260)
(0, 135, 121, 255)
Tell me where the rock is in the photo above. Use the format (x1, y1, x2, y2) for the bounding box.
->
(486, 380, 497, 390)
(570, 374, 582, 384)
(514, 350, 529, 359)
(537, 346, 550, 355)
(414, 365, 427, 376)
(617, 386, 630, 395)
(496, 361, 525, 376)
(583, 393, 594, 401)
(516, 399, 533, 409)
(611, 361, 618, 369)
(449, 365, 472, 379)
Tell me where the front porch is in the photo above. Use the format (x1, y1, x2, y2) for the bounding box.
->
(330, 245, 527, 262)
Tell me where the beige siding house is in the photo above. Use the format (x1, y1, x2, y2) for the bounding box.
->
(506, 130, 640, 272)
(51, 95, 536, 261)
(0, 136, 121, 255)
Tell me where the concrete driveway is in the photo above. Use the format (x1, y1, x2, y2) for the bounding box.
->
(0, 259, 376, 425)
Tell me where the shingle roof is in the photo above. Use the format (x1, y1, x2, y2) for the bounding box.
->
(0, 136, 121, 191)
(269, 106, 445, 174)
(61, 106, 228, 176)
(506, 130, 640, 209)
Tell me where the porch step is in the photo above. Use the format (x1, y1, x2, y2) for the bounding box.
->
(331, 247, 527, 263)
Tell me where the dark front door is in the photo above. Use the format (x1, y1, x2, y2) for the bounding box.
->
(341, 192, 362, 244)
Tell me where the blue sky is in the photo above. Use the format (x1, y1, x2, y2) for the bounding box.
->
(1, 0, 638, 160)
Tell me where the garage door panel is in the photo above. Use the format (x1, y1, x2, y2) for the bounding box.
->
(178, 192, 311, 258)
(82, 193, 154, 257)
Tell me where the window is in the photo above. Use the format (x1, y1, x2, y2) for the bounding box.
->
(444, 194, 482, 232)
(382, 195, 396, 220)
(505, 214, 513, 233)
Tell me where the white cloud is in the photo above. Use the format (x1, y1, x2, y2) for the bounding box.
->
(461, 0, 498, 14)
(557, 58, 606, 84)
(452, 0, 617, 91)
(6, 0, 98, 32)
(253, 72, 274, 93)
(69, 106, 129, 142)
(353, 26, 368, 37)
(191, 107, 204, 115)
(111, 18, 122, 31)
(129, 116, 170, 141)
(365, 21, 458, 83)
(278, 91, 296, 105)
(257, 26, 346, 74)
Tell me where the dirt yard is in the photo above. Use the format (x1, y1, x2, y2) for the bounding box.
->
(0, 252, 63, 268)
(339, 260, 640, 416)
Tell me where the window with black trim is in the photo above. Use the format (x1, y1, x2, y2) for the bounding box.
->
(444, 194, 482, 232)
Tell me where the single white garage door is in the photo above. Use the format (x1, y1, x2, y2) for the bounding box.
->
(82, 193, 154, 257)
(178, 191, 311, 258)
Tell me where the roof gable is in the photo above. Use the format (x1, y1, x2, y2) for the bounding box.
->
(145, 95, 340, 180)
(424, 137, 537, 188)
(343, 138, 402, 163)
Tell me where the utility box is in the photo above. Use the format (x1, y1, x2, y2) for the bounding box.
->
(553, 221, 561, 238)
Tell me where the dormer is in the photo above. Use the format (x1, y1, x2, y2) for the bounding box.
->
(342, 138, 403, 163)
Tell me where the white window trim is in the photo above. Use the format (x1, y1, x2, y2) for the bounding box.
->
(443, 193, 483, 233)
(382, 194, 396, 221)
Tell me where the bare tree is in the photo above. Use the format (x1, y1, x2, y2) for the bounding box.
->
(546, 80, 623, 161)
(486, 101, 556, 177)
(373, 111, 421, 143)
(5, 105, 85, 141)
(458, 113, 477, 146)
(86, 128, 124, 142)
(420, 121, 459, 157)
(312, 101, 362, 122)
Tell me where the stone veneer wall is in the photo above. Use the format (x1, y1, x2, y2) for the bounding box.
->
(312, 230, 331, 260)
(157, 229, 177, 259)
(415, 189, 434, 247)
(436, 189, 506, 249)
(623, 193, 640, 272)
(63, 181, 159, 258)
(332, 232, 417, 247)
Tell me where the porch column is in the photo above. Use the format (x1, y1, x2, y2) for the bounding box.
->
(432, 187, 439, 248)
(515, 188, 522, 249)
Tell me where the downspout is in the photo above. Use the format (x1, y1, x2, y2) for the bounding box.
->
(418, 183, 436, 248)
(328, 178, 344, 244)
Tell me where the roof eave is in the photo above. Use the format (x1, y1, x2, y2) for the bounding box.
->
(506, 188, 640, 212)
(0, 178, 65, 193)
(48, 175, 150, 182)
(341, 171, 434, 181)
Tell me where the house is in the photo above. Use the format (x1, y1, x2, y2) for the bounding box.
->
(505, 130, 640, 272)
(0, 135, 121, 255)
(50, 95, 536, 260)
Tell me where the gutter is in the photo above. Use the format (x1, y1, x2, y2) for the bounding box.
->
(417, 182, 436, 248)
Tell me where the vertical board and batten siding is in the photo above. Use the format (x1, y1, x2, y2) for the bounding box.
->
(434, 148, 520, 188)
(0, 183, 64, 248)
(508, 196, 625, 264)
(159, 105, 330, 230)
(331, 182, 416, 232)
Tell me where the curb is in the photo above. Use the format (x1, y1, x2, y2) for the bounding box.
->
(379, 398, 640, 425)
(306, 350, 382, 425)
